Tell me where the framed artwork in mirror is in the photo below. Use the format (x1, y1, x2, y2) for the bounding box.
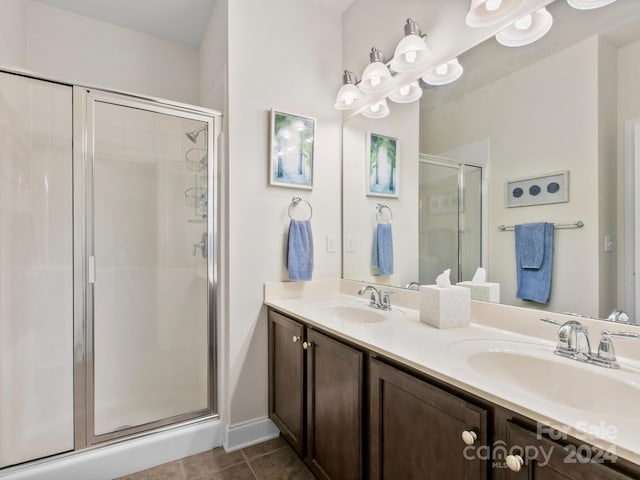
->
(366, 132, 399, 197)
(269, 109, 315, 189)
(506, 171, 569, 207)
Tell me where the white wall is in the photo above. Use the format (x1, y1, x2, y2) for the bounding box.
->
(199, 0, 228, 112)
(0, 0, 25, 67)
(225, 0, 343, 425)
(0, 1, 200, 105)
(421, 37, 612, 316)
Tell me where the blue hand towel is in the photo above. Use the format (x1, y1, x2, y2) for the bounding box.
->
(287, 220, 313, 281)
(373, 223, 393, 276)
(515, 222, 554, 304)
(517, 222, 546, 268)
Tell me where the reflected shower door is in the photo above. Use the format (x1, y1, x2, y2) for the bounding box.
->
(419, 162, 460, 284)
(418, 159, 484, 284)
(88, 95, 213, 441)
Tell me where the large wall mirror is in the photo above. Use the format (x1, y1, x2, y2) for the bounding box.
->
(342, 0, 640, 321)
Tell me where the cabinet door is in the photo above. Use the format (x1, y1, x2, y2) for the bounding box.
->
(505, 422, 635, 480)
(370, 358, 487, 480)
(268, 310, 305, 454)
(306, 329, 363, 480)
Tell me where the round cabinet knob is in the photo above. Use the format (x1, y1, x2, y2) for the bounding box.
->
(461, 430, 477, 446)
(505, 454, 524, 472)
(292, 335, 300, 343)
(302, 341, 312, 350)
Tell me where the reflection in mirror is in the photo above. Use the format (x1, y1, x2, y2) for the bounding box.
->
(418, 155, 484, 285)
(342, 0, 640, 322)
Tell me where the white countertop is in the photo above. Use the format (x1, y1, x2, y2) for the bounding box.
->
(264, 281, 640, 467)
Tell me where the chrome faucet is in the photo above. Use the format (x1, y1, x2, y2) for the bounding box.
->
(541, 318, 591, 361)
(540, 317, 639, 368)
(405, 281, 420, 290)
(358, 285, 393, 310)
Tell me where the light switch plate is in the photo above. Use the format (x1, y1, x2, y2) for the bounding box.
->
(326, 234, 337, 253)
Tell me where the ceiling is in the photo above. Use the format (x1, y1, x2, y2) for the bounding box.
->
(33, 0, 356, 49)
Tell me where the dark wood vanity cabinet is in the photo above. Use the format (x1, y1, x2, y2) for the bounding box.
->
(268, 308, 640, 480)
(268, 309, 364, 480)
(369, 358, 488, 480)
(501, 422, 637, 480)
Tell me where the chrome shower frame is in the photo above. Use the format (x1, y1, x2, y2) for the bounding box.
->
(72, 87, 221, 448)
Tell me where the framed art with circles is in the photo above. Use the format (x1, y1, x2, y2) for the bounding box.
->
(505, 171, 569, 208)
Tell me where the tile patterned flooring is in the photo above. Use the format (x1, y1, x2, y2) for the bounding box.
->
(117, 436, 315, 480)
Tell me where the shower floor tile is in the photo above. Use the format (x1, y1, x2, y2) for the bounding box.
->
(116, 435, 315, 479)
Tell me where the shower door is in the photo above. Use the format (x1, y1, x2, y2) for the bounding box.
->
(418, 157, 483, 284)
(77, 90, 217, 445)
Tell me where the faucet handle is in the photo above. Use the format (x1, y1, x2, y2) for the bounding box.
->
(596, 330, 640, 367)
(381, 291, 395, 310)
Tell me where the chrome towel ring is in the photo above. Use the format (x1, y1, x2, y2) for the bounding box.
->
(288, 197, 313, 221)
(376, 204, 392, 224)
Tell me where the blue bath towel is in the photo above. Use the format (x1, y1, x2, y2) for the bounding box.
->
(287, 220, 313, 281)
(373, 223, 393, 276)
(515, 222, 554, 304)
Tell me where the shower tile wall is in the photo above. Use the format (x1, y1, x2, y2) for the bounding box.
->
(93, 103, 208, 436)
(0, 73, 74, 467)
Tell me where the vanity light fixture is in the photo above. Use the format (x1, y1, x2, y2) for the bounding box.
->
(359, 48, 392, 93)
(361, 99, 390, 119)
(465, 0, 525, 28)
(422, 58, 464, 86)
(334, 70, 363, 110)
(388, 81, 423, 103)
(567, 0, 616, 9)
(495, 7, 553, 47)
(389, 19, 432, 73)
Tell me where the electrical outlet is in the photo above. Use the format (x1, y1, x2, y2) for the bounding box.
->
(326, 234, 337, 253)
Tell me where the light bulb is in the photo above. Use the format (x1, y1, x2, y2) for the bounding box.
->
(344, 94, 354, 106)
(436, 64, 449, 76)
(399, 85, 411, 96)
(514, 14, 533, 30)
(370, 103, 381, 113)
(371, 74, 381, 87)
(405, 50, 417, 63)
(295, 120, 305, 131)
(485, 0, 502, 11)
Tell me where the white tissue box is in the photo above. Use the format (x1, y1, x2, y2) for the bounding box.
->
(420, 285, 470, 329)
(456, 281, 500, 303)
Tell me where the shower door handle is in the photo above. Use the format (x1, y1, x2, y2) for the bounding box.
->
(88, 256, 96, 284)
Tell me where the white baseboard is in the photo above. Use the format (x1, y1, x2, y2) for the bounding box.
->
(0, 419, 224, 480)
(223, 418, 280, 452)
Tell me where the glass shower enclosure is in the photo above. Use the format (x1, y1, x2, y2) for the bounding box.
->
(418, 155, 484, 284)
(0, 71, 219, 469)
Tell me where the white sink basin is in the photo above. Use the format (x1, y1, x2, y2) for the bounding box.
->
(304, 301, 405, 324)
(450, 339, 640, 419)
(318, 305, 387, 323)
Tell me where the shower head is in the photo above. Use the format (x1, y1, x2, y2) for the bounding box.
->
(186, 125, 207, 143)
